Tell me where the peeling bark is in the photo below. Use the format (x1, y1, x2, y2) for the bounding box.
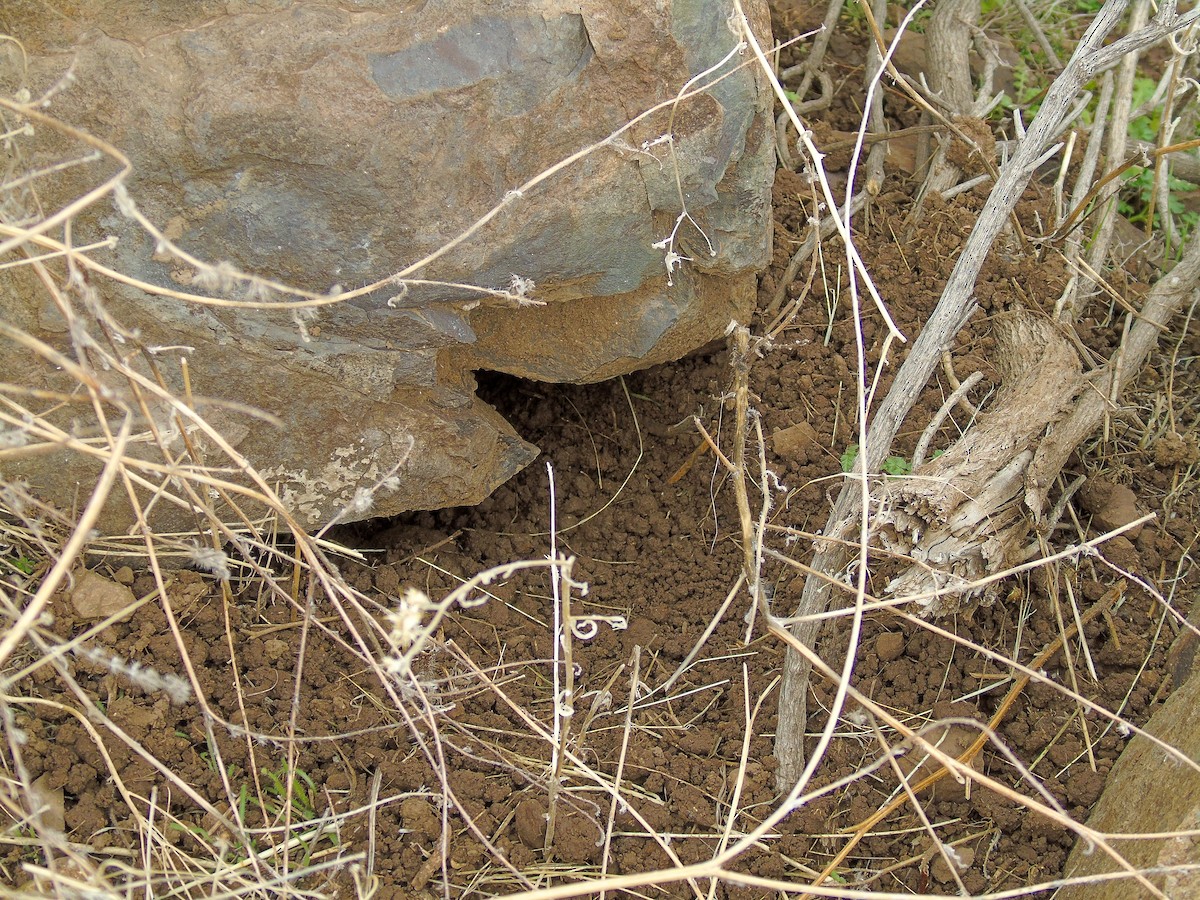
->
(864, 229, 1200, 617)
(873, 310, 1082, 614)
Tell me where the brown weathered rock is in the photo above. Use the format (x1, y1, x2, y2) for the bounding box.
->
(1158, 807, 1200, 900)
(1059, 659, 1200, 899)
(1, 1, 774, 532)
(69, 569, 136, 619)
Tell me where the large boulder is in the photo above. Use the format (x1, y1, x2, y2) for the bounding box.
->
(0, 0, 773, 532)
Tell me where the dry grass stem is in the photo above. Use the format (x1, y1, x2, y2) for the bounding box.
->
(4, 3, 1200, 897)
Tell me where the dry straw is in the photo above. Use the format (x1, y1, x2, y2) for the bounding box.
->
(4, 1, 1200, 897)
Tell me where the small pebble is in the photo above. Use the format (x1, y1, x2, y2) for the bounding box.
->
(70, 569, 135, 619)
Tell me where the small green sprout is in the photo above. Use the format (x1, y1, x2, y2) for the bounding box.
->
(840, 444, 859, 473)
(840, 443, 912, 476)
(261, 763, 321, 822)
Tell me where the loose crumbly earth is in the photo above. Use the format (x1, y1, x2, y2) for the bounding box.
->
(6, 5, 1200, 899)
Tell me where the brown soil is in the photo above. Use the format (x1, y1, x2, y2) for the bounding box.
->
(6, 4, 1200, 899)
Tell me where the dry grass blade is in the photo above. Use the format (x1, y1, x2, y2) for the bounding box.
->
(773, 0, 1200, 788)
(5, 3, 1200, 898)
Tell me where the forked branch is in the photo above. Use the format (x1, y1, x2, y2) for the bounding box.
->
(771, 0, 1200, 791)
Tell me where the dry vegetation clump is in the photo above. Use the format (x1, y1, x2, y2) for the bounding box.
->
(3, 1, 1200, 898)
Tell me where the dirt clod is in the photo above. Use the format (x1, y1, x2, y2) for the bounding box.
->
(1079, 478, 1142, 536)
(772, 421, 821, 464)
(876, 632, 905, 662)
(931, 845, 975, 885)
(400, 798, 440, 842)
(515, 798, 548, 850)
(1153, 431, 1200, 467)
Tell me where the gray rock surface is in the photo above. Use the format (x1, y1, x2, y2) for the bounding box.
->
(1, 0, 774, 531)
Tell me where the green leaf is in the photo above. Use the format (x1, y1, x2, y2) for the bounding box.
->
(840, 444, 859, 473)
(841, 444, 912, 476)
